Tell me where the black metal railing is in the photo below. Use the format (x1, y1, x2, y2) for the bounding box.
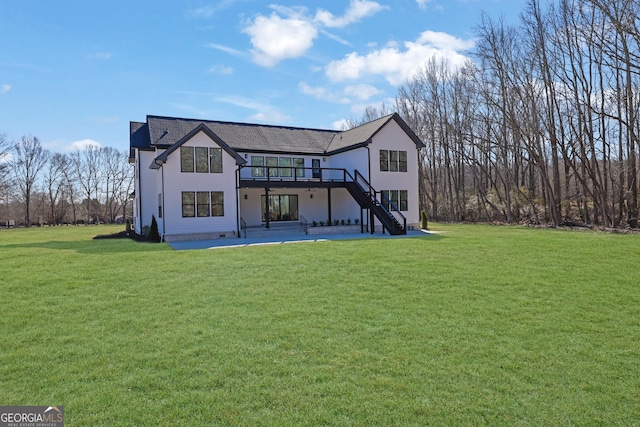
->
(299, 215, 308, 234)
(240, 217, 247, 238)
(238, 165, 406, 235)
(238, 165, 351, 183)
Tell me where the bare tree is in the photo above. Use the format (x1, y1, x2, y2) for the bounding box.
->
(11, 136, 49, 226)
(43, 153, 69, 225)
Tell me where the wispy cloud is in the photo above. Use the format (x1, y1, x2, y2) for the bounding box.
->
(216, 95, 292, 124)
(187, 0, 239, 19)
(299, 82, 350, 104)
(87, 52, 112, 60)
(205, 43, 245, 57)
(208, 65, 234, 75)
(315, 0, 388, 28)
(0, 84, 11, 94)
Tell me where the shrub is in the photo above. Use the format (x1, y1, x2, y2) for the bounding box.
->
(149, 215, 161, 242)
(420, 209, 428, 230)
(312, 221, 318, 227)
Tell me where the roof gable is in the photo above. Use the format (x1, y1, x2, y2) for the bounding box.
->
(150, 123, 246, 169)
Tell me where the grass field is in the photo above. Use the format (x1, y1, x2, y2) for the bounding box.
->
(1, 224, 639, 426)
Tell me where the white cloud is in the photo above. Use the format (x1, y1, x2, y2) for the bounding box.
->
(416, 0, 432, 9)
(66, 139, 102, 152)
(315, 0, 387, 28)
(208, 65, 234, 75)
(325, 30, 475, 85)
(242, 1, 386, 67)
(243, 12, 318, 67)
(249, 111, 292, 124)
(344, 83, 382, 100)
(332, 119, 350, 130)
(299, 82, 350, 104)
(0, 84, 10, 94)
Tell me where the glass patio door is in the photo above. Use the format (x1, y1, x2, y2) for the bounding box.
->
(261, 195, 299, 222)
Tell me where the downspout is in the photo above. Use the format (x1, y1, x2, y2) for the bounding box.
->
(366, 144, 372, 233)
(236, 165, 241, 237)
(153, 157, 166, 241)
(161, 163, 166, 240)
(136, 153, 143, 233)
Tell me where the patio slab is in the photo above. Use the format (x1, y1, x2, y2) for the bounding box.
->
(168, 229, 430, 250)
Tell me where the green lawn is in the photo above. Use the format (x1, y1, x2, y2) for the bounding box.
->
(1, 224, 639, 426)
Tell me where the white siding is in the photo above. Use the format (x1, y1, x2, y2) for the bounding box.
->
(369, 120, 420, 227)
(329, 147, 370, 179)
(160, 131, 239, 237)
(136, 150, 161, 234)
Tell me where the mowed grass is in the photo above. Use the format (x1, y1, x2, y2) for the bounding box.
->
(1, 224, 639, 426)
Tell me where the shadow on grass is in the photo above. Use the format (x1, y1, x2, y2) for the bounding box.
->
(0, 238, 170, 254)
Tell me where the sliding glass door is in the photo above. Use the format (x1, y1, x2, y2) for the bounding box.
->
(261, 195, 299, 222)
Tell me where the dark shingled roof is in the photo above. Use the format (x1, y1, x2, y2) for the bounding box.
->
(130, 113, 424, 161)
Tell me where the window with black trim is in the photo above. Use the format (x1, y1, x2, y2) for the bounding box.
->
(182, 192, 195, 217)
(181, 147, 194, 172)
(211, 191, 224, 216)
(210, 148, 222, 173)
(266, 157, 278, 177)
(381, 189, 408, 212)
(180, 146, 222, 173)
(380, 150, 407, 172)
(251, 156, 265, 177)
(182, 191, 224, 217)
(196, 147, 209, 173)
(197, 191, 210, 217)
(294, 158, 305, 177)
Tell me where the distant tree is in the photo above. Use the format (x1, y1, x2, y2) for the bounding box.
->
(0, 132, 11, 190)
(11, 136, 49, 227)
(43, 153, 68, 225)
(70, 145, 101, 224)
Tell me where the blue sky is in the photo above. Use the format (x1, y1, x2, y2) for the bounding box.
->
(0, 0, 525, 153)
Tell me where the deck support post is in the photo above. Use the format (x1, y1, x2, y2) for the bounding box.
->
(327, 187, 332, 225)
(264, 187, 270, 229)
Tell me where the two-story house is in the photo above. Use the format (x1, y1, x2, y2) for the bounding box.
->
(129, 113, 424, 242)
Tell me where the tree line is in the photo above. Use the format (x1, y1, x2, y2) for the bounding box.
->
(351, 0, 640, 228)
(0, 133, 133, 227)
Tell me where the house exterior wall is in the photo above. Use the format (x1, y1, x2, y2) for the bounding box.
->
(368, 120, 421, 228)
(328, 147, 370, 180)
(159, 131, 239, 238)
(134, 150, 161, 234)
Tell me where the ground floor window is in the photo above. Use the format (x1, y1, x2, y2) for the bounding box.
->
(261, 194, 298, 222)
(182, 191, 224, 217)
(381, 190, 408, 212)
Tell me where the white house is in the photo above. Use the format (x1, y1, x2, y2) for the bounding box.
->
(129, 113, 425, 242)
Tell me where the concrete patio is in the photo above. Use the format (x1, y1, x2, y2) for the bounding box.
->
(168, 228, 430, 250)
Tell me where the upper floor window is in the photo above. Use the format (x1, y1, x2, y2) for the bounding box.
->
(380, 150, 407, 172)
(180, 146, 222, 173)
(252, 156, 305, 178)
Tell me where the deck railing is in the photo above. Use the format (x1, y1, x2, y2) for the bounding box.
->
(238, 165, 350, 183)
